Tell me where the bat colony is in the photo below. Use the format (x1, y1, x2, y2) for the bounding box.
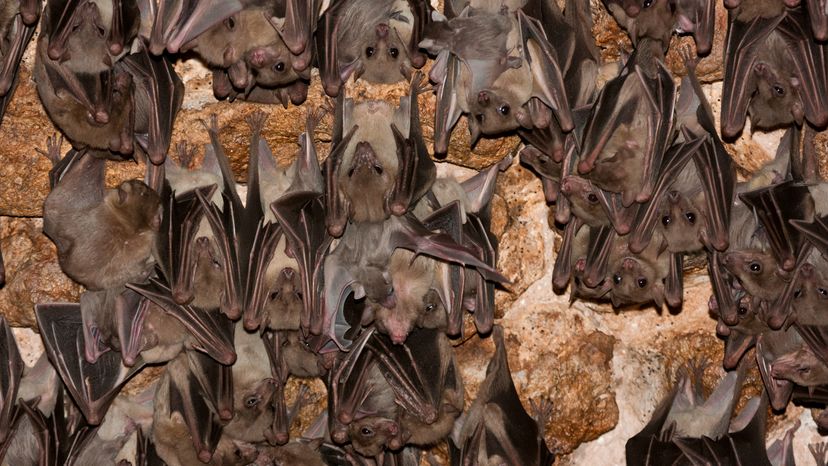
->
(0, 0, 826, 464)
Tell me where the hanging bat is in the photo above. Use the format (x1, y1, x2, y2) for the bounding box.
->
(756, 326, 808, 411)
(629, 52, 735, 255)
(329, 328, 464, 457)
(578, 38, 676, 207)
(424, 7, 573, 153)
(0, 0, 39, 126)
(317, 0, 431, 96)
(626, 363, 772, 465)
(715, 292, 771, 369)
(41, 142, 162, 291)
(324, 72, 436, 236)
(604, 0, 715, 54)
(0, 316, 23, 456)
(720, 6, 828, 139)
(606, 231, 683, 309)
(450, 326, 554, 465)
(34, 303, 146, 426)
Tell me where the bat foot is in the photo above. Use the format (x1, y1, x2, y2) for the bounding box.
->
(198, 450, 213, 463)
(577, 160, 593, 174)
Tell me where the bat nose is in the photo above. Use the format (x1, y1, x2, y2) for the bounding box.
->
(477, 91, 490, 105)
(376, 23, 390, 38)
(247, 48, 268, 68)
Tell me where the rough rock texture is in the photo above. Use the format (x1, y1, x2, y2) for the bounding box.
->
(0, 0, 820, 464)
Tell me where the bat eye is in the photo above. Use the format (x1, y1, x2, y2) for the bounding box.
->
(637, 278, 648, 288)
(498, 104, 511, 116)
(613, 274, 622, 285)
(96, 26, 106, 38)
(225, 17, 235, 30)
(801, 367, 811, 375)
(295, 291, 304, 300)
(773, 85, 785, 96)
(373, 164, 383, 175)
(794, 288, 803, 298)
(245, 395, 260, 408)
(661, 215, 672, 226)
(269, 291, 278, 301)
(347, 167, 355, 177)
(360, 427, 374, 437)
(749, 262, 762, 273)
(587, 193, 599, 204)
(365, 47, 375, 57)
(685, 212, 696, 224)
(211, 259, 221, 269)
(274, 62, 285, 72)
(425, 304, 435, 312)
(738, 306, 748, 315)
(819, 288, 828, 297)
(389, 47, 399, 58)
(642, 0, 654, 7)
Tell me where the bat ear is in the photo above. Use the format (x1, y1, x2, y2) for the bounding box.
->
(514, 106, 533, 129)
(653, 281, 666, 309)
(339, 59, 362, 83)
(151, 205, 163, 231)
(360, 305, 376, 326)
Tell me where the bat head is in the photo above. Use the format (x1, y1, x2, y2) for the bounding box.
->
(722, 249, 786, 301)
(770, 345, 828, 387)
(469, 89, 523, 137)
(609, 256, 665, 308)
(749, 48, 805, 130)
(260, 267, 303, 331)
(224, 377, 277, 439)
(584, 128, 645, 206)
(624, 0, 674, 46)
(790, 262, 828, 325)
(187, 9, 279, 69)
(656, 190, 706, 254)
(111, 180, 163, 233)
(561, 176, 609, 228)
(348, 416, 400, 457)
(190, 237, 226, 309)
(246, 38, 301, 88)
(340, 141, 396, 223)
(351, 23, 410, 84)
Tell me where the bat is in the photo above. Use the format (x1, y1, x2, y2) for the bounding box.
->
(424, 6, 573, 154)
(604, 0, 715, 54)
(317, 0, 432, 96)
(449, 326, 554, 465)
(329, 328, 464, 457)
(0, 0, 39, 126)
(626, 362, 772, 465)
(34, 303, 145, 426)
(756, 326, 806, 410)
(41, 142, 162, 291)
(720, 6, 828, 139)
(0, 315, 23, 459)
(629, 51, 735, 255)
(715, 292, 771, 369)
(578, 37, 676, 207)
(770, 343, 828, 387)
(324, 72, 436, 236)
(145, 0, 242, 56)
(606, 232, 683, 309)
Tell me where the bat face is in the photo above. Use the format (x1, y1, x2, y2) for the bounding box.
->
(223, 377, 277, 441)
(733, 0, 787, 20)
(722, 249, 785, 300)
(355, 23, 410, 84)
(791, 263, 828, 324)
(609, 0, 675, 46)
(770, 345, 828, 387)
(187, 9, 279, 68)
(469, 86, 525, 136)
(262, 267, 303, 330)
(246, 38, 301, 88)
(110, 180, 163, 230)
(609, 252, 666, 308)
(655, 190, 706, 253)
(748, 34, 805, 130)
(560, 176, 610, 227)
(347, 416, 400, 457)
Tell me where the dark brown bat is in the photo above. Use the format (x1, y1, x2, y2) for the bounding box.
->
(424, 6, 574, 153)
(324, 73, 436, 235)
(0, 316, 24, 458)
(450, 326, 554, 465)
(578, 38, 676, 207)
(41, 143, 162, 291)
(34, 303, 145, 426)
(0, 0, 39, 126)
(604, 0, 715, 53)
(756, 326, 805, 410)
(721, 6, 828, 139)
(716, 292, 771, 369)
(318, 0, 431, 96)
(626, 363, 772, 465)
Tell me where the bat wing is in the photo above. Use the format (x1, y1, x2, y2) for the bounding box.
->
(552, 217, 582, 293)
(34, 303, 144, 425)
(793, 323, 828, 368)
(165, 354, 224, 463)
(118, 46, 184, 165)
(431, 51, 465, 155)
(422, 202, 466, 336)
(261, 331, 290, 444)
(276, 0, 316, 55)
(776, 8, 828, 128)
(406, 0, 433, 69)
(693, 134, 736, 253)
(462, 214, 498, 334)
(719, 396, 772, 466)
(127, 278, 237, 365)
(270, 191, 333, 338)
(807, 0, 828, 40)
(387, 73, 437, 216)
(517, 10, 574, 132)
(0, 13, 36, 125)
(114, 288, 153, 367)
(595, 188, 640, 236)
(720, 13, 783, 138)
(186, 350, 234, 422)
(583, 225, 616, 289)
(628, 136, 704, 254)
(738, 181, 812, 272)
(324, 114, 358, 238)
(791, 215, 828, 258)
(153, 0, 243, 54)
(755, 334, 795, 411)
(317, 0, 347, 96)
(0, 317, 23, 446)
(664, 253, 684, 309)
